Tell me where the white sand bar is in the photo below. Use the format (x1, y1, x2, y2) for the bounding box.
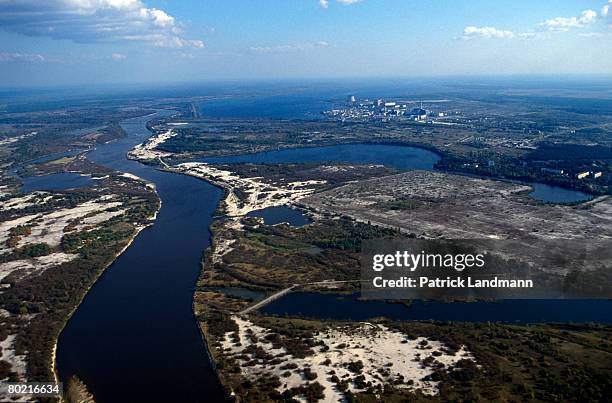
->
(222, 316, 474, 402)
(177, 163, 325, 217)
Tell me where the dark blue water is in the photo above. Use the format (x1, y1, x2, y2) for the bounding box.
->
(199, 93, 334, 119)
(20, 173, 93, 192)
(262, 293, 612, 324)
(56, 112, 225, 403)
(247, 206, 312, 227)
(529, 183, 593, 204)
(199, 143, 441, 170)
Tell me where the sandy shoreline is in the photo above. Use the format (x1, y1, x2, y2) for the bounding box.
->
(174, 162, 324, 217)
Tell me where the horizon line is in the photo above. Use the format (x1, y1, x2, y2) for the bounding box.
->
(2, 73, 612, 93)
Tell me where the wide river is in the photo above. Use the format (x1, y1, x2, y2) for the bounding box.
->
(55, 112, 605, 402)
(56, 113, 225, 402)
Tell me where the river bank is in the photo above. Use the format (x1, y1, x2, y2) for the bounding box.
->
(51, 177, 161, 399)
(56, 112, 225, 403)
(0, 151, 162, 403)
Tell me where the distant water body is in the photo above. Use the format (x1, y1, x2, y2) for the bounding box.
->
(528, 183, 592, 204)
(17, 87, 594, 205)
(247, 206, 312, 227)
(199, 93, 333, 119)
(20, 172, 94, 192)
(199, 143, 441, 170)
(262, 293, 612, 324)
(199, 144, 591, 204)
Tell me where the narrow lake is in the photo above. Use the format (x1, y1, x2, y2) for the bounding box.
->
(199, 143, 440, 170)
(261, 293, 612, 324)
(20, 172, 94, 192)
(198, 144, 592, 204)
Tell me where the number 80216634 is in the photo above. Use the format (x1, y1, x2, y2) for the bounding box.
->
(3, 382, 62, 397)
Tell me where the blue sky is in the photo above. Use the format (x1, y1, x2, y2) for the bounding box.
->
(0, 0, 611, 86)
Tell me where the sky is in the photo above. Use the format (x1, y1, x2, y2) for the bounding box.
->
(0, 0, 611, 87)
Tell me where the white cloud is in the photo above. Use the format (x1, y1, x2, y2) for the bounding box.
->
(111, 52, 126, 60)
(602, 1, 611, 19)
(176, 52, 194, 59)
(461, 26, 514, 40)
(577, 32, 606, 37)
(0, 0, 203, 48)
(538, 9, 598, 31)
(319, 0, 361, 8)
(150, 37, 203, 49)
(250, 41, 331, 54)
(250, 45, 300, 54)
(0, 52, 45, 63)
(461, 2, 612, 41)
